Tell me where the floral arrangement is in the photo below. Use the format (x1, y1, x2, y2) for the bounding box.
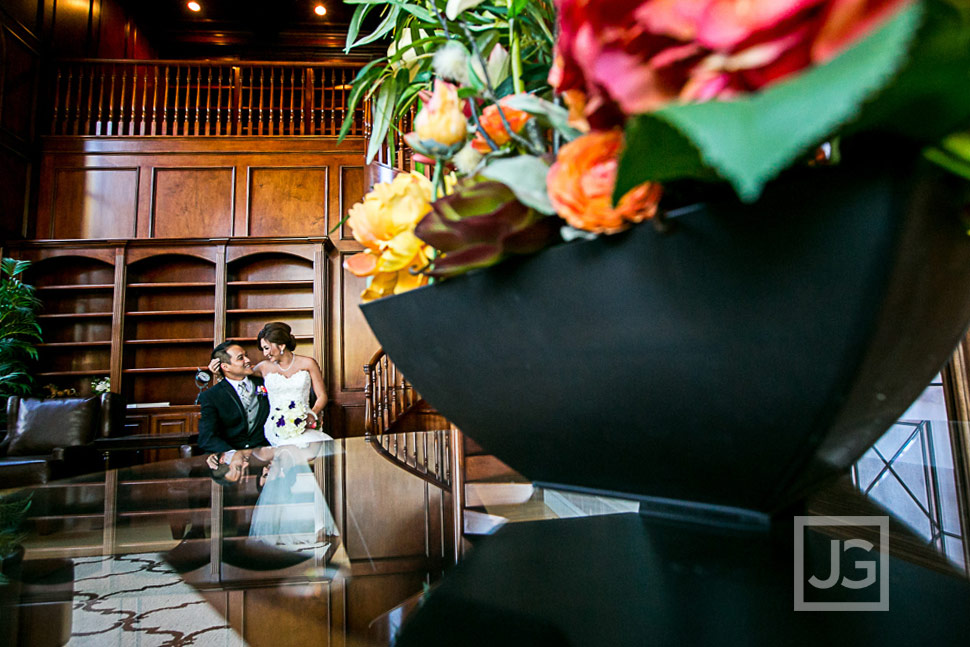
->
(272, 400, 312, 440)
(91, 377, 110, 394)
(340, 0, 970, 302)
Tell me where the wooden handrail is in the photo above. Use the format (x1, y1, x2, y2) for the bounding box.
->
(364, 348, 454, 492)
(48, 59, 366, 138)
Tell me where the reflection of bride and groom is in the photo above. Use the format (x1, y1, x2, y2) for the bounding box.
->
(198, 322, 339, 554)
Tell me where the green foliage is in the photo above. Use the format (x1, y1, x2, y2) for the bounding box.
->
(0, 258, 42, 398)
(0, 490, 31, 583)
(338, 0, 555, 163)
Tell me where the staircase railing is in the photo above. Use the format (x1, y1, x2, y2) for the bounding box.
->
(363, 349, 458, 493)
(48, 58, 366, 137)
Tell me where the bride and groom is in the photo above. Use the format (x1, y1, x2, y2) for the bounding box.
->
(198, 321, 330, 459)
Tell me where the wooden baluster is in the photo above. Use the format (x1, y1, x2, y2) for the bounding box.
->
(279, 67, 285, 134)
(63, 66, 73, 135)
(151, 67, 159, 135)
(127, 65, 137, 135)
(316, 68, 324, 135)
(95, 67, 106, 135)
(375, 361, 384, 433)
(423, 432, 430, 478)
(139, 65, 149, 135)
(194, 66, 201, 135)
(363, 364, 373, 434)
(73, 64, 85, 135)
(51, 66, 62, 135)
(118, 65, 128, 136)
(214, 67, 222, 136)
(161, 66, 170, 136)
(84, 65, 95, 135)
(233, 67, 243, 136)
(106, 65, 116, 136)
(258, 68, 264, 136)
(300, 68, 307, 135)
(289, 68, 296, 135)
(203, 66, 211, 135)
(381, 355, 388, 433)
(268, 67, 275, 136)
(172, 65, 180, 135)
(183, 66, 192, 135)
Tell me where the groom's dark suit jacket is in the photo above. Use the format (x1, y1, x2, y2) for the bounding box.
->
(198, 376, 270, 453)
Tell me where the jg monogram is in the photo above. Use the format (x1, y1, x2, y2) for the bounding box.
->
(794, 516, 889, 611)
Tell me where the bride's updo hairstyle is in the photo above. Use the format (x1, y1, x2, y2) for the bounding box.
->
(257, 322, 297, 351)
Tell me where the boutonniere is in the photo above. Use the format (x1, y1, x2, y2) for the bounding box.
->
(256, 385, 268, 397)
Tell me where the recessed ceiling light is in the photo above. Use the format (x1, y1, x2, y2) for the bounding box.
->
(187, 1, 201, 11)
(314, 4, 327, 16)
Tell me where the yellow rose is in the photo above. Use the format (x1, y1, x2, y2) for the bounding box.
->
(343, 171, 435, 302)
(413, 80, 468, 148)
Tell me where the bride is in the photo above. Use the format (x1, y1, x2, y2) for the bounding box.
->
(254, 322, 331, 447)
(247, 322, 338, 550)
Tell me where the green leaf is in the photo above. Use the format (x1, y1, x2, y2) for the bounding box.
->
(368, 77, 399, 164)
(615, 3, 923, 203)
(338, 59, 387, 143)
(344, 4, 374, 53)
(479, 155, 556, 215)
(503, 94, 582, 141)
(347, 6, 401, 51)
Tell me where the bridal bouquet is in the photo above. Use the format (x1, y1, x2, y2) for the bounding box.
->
(272, 400, 313, 440)
(340, 0, 970, 302)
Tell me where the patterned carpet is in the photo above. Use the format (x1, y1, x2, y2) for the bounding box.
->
(67, 554, 243, 647)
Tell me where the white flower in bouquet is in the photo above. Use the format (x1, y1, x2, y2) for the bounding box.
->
(91, 377, 110, 394)
(271, 400, 312, 440)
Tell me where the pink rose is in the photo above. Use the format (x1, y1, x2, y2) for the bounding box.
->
(550, 0, 912, 128)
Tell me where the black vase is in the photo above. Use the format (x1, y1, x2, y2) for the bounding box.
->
(361, 148, 970, 515)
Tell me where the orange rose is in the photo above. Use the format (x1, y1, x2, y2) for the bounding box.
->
(413, 80, 468, 148)
(546, 130, 663, 234)
(471, 96, 532, 154)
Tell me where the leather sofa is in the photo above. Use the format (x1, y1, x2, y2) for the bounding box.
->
(0, 393, 124, 488)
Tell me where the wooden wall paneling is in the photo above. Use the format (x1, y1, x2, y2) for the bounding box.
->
(248, 166, 328, 237)
(344, 572, 427, 640)
(50, 0, 94, 57)
(151, 167, 233, 238)
(1, 25, 39, 142)
(0, 144, 31, 237)
(135, 163, 152, 237)
(233, 164, 246, 236)
(337, 252, 377, 393)
(1, 0, 43, 36)
(337, 164, 364, 241)
(50, 166, 138, 238)
(239, 584, 334, 647)
(342, 428, 429, 561)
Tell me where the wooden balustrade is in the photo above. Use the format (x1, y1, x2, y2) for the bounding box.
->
(49, 59, 370, 138)
(364, 348, 454, 491)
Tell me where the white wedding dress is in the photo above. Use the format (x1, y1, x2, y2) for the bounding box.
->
(262, 370, 332, 447)
(249, 369, 337, 551)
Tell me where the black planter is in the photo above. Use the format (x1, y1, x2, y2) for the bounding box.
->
(362, 149, 970, 514)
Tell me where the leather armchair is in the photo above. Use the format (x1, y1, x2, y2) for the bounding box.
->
(0, 393, 124, 488)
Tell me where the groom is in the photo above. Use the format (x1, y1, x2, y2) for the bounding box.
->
(198, 341, 270, 454)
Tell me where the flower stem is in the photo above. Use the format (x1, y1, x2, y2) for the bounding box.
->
(508, 2, 524, 95)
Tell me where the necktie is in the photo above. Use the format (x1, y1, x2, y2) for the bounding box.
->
(239, 380, 253, 408)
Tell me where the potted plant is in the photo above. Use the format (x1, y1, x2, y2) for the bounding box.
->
(0, 258, 42, 430)
(338, 0, 970, 511)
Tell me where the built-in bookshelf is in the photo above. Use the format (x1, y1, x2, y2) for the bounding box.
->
(27, 254, 115, 395)
(123, 253, 217, 406)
